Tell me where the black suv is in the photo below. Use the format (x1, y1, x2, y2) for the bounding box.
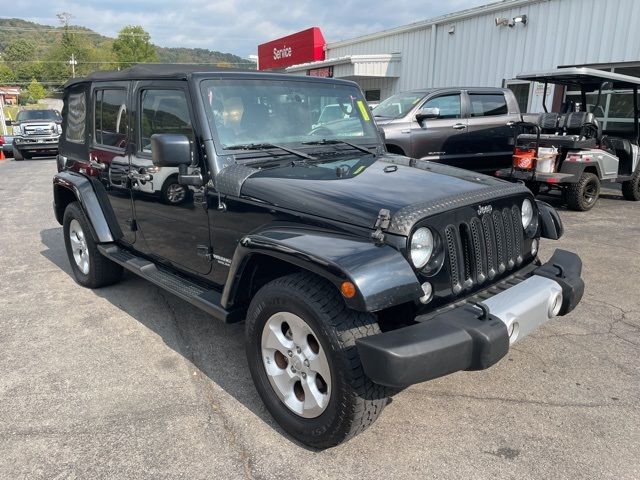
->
(53, 65, 584, 448)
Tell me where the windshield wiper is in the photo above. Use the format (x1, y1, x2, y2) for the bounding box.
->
(225, 143, 316, 160)
(301, 139, 376, 155)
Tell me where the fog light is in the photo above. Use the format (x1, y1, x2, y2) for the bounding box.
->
(419, 282, 433, 304)
(531, 238, 539, 256)
(548, 291, 563, 318)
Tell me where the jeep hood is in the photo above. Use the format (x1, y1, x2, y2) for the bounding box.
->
(239, 155, 528, 235)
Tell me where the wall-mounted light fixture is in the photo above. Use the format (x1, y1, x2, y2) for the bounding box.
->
(448, 25, 455, 35)
(511, 15, 527, 26)
(495, 14, 528, 27)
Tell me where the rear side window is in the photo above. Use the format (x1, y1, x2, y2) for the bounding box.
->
(66, 91, 86, 143)
(140, 89, 194, 153)
(469, 93, 508, 117)
(95, 89, 128, 148)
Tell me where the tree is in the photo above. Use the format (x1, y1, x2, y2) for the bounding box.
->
(112, 26, 157, 68)
(3, 39, 42, 82)
(27, 79, 46, 101)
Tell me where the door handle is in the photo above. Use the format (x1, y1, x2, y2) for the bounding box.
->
(89, 160, 106, 170)
(400, 129, 411, 134)
(452, 123, 466, 130)
(506, 121, 516, 127)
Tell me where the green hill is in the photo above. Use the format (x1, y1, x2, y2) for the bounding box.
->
(0, 18, 254, 86)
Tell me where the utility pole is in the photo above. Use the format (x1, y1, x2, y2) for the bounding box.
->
(69, 54, 77, 78)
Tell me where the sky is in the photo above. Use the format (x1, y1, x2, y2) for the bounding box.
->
(4, 0, 490, 59)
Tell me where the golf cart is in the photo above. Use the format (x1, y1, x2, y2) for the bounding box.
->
(496, 68, 640, 211)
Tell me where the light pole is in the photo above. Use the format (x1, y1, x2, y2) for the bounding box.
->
(69, 54, 77, 78)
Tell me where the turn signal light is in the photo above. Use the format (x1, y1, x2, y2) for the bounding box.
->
(340, 281, 357, 299)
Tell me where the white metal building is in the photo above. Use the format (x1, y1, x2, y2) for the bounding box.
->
(286, 0, 640, 119)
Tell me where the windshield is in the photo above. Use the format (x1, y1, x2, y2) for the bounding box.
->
(372, 92, 427, 118)
(17, 110, 61, 122)
(200, 79, 378, 150)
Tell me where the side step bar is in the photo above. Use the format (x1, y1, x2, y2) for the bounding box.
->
(98, 244, 243, 323)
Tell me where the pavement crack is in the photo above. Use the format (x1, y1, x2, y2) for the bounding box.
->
(419, 390, 629, 409)
(154, 288, 258, 480)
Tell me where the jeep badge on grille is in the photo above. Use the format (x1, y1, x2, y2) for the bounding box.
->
(477, 204, 493, 216)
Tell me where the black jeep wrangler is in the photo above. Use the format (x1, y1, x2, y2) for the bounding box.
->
(53, 64, 584, 448)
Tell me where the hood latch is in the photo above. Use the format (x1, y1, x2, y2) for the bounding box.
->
(371, 208, 391, 245)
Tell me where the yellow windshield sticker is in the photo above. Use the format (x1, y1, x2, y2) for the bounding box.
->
(357, 100, 370, 121)
(353, 165, 366, 175)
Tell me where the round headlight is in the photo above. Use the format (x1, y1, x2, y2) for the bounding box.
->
(521, 199, 534, 229)
(410, 227, 434, 269)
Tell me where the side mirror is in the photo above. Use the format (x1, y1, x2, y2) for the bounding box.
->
(416, 107, 440, 122)
(601, 81, 613, 91)
(151, 134, 191, 167)
(5, 119, 12, 127)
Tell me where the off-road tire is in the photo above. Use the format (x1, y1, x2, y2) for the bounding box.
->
(566, 172, 600, 211)
(622, 168, 640, 201)
(63, 201, 123, 288)
(12, 146, 24, 161)
(245, 272, 388, 449)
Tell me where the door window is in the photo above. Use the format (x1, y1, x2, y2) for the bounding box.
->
(422, 94, 461, 119)
(140, 89, 194, 153)
(469, 93, 508, 117)
(95, 89, 128, 149)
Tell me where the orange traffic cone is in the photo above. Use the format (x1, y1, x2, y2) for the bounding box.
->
(0, 149, 5, 161)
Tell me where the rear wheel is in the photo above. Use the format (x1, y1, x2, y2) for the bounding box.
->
(63, 202, 123, 288)
(13, 146, 23, 161)
(566, 172, 600, 211)
(622, 168, 640, 201)
(245, 272, 388, 448)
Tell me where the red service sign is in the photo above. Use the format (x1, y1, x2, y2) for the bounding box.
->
(258, 27, 325, 70)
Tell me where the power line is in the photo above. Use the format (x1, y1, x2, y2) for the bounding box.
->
(1, 60, 256, 65)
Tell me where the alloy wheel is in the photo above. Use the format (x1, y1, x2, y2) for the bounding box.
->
(69, 219, 90, 274)
(261, 312, 331, 418)
(166, 183, 186, 203)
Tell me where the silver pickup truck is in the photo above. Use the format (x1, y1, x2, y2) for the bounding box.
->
(11, 109, 62, 161)
(373, 88, 522, 173)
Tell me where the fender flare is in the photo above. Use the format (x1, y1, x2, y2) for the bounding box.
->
(221, 227, 422, 312)
(559, 160, 602, 179)
(53, 171, 118, 243)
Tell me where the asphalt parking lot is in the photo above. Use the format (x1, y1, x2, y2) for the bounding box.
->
(1, 157, 639, 479)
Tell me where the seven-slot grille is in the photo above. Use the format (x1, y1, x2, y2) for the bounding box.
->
(445, 205, 523, 294)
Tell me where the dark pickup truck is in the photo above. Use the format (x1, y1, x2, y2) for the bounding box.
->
(373, 88, 522, 173)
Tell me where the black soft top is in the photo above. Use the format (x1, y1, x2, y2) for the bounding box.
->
(64, 63, 357, 88)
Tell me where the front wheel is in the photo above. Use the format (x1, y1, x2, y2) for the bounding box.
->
(566, 172, 600, 211)
(160, 176, 189, 205)
(245, 273, 388, 448)
(12, 146, 23, 161)
(622, 168, 640, 201)
(63, 202, 123, 288)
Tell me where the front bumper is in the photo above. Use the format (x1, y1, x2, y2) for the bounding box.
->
(14, 136, 60, 151)
(356, 249, 584, 388)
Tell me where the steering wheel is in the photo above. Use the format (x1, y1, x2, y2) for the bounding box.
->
(309, 126, 333, 136)
(336, 100, 353, 116)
